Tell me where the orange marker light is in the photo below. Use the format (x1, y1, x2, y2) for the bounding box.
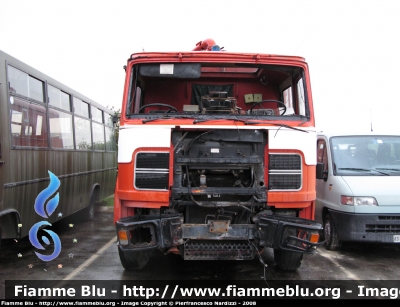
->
(118, 230, 129, 245)
(310, 233, 319, 243)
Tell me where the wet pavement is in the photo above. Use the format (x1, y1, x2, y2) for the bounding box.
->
(2, 209, 400, 299)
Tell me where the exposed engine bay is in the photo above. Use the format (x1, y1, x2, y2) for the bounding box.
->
(171, 129, 266, 211)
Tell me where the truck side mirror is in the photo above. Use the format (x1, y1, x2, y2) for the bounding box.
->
(316, 162, 326, 180)
(112, 114, 120, 124)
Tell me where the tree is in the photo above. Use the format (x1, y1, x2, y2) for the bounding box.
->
(107, 106, 120, 152)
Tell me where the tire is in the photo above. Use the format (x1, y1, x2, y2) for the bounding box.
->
(274, 249, 303, 271)
(82, 190, 99, 222)
(259, 246, 275, 266)
(324, 213, 342, 251)
(118, 247, 149, 270)
(82, 201, 95, 221)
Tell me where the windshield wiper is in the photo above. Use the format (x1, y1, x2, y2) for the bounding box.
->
(142, 115, 196, 123)
(243, 121, 308, 133)
(375, 168, 400, 173)
(193, 118, 307, 133)
(193, 117, 248, 124)
(143, 115, 308, 135)
(338, 168, 390, 176)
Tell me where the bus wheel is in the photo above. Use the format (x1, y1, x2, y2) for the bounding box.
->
(82, 199, 95, 221)
(118, 247, 149, 270)
(83, 189, 99, 222)
(273, 249, 303, 271)
(324, 213, 342, 250)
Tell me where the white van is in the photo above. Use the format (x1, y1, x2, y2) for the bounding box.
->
(315, 132, 400, 250)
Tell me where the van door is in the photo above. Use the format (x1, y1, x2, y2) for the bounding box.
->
(0, 86, 3, 208)
(315, 137, 329, 224)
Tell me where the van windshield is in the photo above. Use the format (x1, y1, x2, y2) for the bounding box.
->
(330, 135, 400, 176)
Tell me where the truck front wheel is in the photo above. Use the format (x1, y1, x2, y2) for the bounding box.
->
(274, 249, 303, 271)
(118, 247, 149, 270)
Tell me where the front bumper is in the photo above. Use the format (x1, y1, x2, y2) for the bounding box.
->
(329, 210, 400, 243)
(116, 211, 323, 259)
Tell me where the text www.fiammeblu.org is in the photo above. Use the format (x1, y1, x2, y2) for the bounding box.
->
(150, 285, 340, 299)
(62, 285, 341, 299)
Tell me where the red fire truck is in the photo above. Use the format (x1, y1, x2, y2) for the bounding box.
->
(114, 39, 322, 271)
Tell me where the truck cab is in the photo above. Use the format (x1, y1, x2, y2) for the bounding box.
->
(114, 39, 323, 271)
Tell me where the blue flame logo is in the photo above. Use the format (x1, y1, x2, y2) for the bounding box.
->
(34, 172, 60, 218)
(29, 171, 62, 261)
(29, 221, 62, 261)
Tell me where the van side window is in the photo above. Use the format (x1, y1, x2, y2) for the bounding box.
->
(317, 140, 328, 174)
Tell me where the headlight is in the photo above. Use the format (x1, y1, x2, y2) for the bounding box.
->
(341, 196, 378, 206)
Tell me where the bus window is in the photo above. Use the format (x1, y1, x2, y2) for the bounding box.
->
(92, 106, 103, 123)
(10, 97, 48, 147)
(11, 110, 22, 135)
(105, 126, 115, 151)
(92, 122, 105, 150)
(49, 110, 74, 149)
(73, 97, 90, 118)
(104, 113, 114, 127)
(48, 84, 71, 111)
(74, 117, 91, 150)
(35, 114, 42, 136)
(8, 65, 44, 102)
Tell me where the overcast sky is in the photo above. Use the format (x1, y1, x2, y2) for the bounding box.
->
(1, 0, 400, 133)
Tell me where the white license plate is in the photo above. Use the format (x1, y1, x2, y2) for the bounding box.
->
(393, 235, 400, 243)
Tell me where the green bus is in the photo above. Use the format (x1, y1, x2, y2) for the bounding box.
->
(0, 50, 117, 245)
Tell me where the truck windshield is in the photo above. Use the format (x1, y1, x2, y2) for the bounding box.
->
(330, 135, 400, 176)
(125, 62, 309, 121)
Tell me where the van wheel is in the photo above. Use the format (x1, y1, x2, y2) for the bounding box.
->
(324, 213, 342, 250)
(118, 247, 149, 270)
(273, 249, 303, 271)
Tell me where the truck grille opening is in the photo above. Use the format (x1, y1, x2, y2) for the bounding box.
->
(184, 240, 255, 260)
(269, 154, 301, 169)
(135, 172, 169, 189)
(268, 154, 302, 190)
(134, 152, 169, 190)
(269, 174, 301, 190)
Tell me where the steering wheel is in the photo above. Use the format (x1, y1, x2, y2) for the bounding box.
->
(139, 103, 178, 113)
(250, 100, 287, 116)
